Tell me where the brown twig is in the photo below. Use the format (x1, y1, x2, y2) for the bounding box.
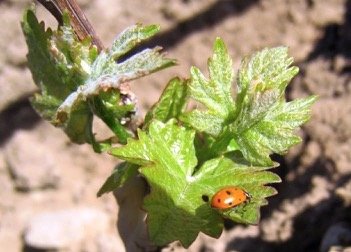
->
(36, 0, 104, 51)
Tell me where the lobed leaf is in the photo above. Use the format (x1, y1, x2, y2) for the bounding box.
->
(22, 9, 176, 145)
(181, 39, 316, 166)
(180, 38, 235, 136)
(22, 9, 96, 144)
(231, 48, 316, 165)
(111, 120, 279, 247)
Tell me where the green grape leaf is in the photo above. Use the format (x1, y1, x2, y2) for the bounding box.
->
(110, 120, 279, 247)
(144, 77, 188, 129)
(53, 22, 175, 143)
(180, 38, 316, 166)
(22, 9, 176, 145)
(110, 24, 160, 60)
(231, 48, 317, 165)
(180, 38, 234, 136)
(97, 162, 139, 197)
(22, 9, 96, 144)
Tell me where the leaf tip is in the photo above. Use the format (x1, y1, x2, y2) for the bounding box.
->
(214, 36, 225, 46)
(308, 94, 319, 104)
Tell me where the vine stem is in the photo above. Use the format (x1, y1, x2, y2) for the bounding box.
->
(36, 0, 104, 51)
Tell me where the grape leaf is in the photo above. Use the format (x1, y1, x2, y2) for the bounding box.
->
(231, 48, 317, 165)
(180, 38, 235, 136)
(180, 38, 316, 166)
(22, 9, 176, 145)
(109, 24, 160, 60)
(22, 9, 96, 144)
(53, 21, 175, 144)
(110, 120, 279, 247)
(144, 77, 188, 129)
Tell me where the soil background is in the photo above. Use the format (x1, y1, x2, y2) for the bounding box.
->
(1, 0, 351, 251)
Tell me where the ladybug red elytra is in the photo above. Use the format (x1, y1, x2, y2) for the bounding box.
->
(210, 187, 250, 210)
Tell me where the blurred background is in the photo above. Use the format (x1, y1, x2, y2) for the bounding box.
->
(1, 0, 351, 251)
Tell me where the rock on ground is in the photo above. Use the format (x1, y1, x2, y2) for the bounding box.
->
(23, 207, 110, 251)
(4, 128, 61, 191)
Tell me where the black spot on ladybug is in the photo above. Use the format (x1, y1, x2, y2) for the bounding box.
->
(228, 202, 233, 205)
(226, 190, 231, 195)
(217, 198, 221, 203)
(202, 195, 209, 202)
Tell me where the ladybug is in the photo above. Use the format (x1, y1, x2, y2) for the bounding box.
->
(210, 187, 250, 210)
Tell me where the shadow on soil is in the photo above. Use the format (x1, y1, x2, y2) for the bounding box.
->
(0, 98, 41, 146)
(226, 198, 349, 252)
(307, 0, 351, 67)
(121, 0, 259, 60)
